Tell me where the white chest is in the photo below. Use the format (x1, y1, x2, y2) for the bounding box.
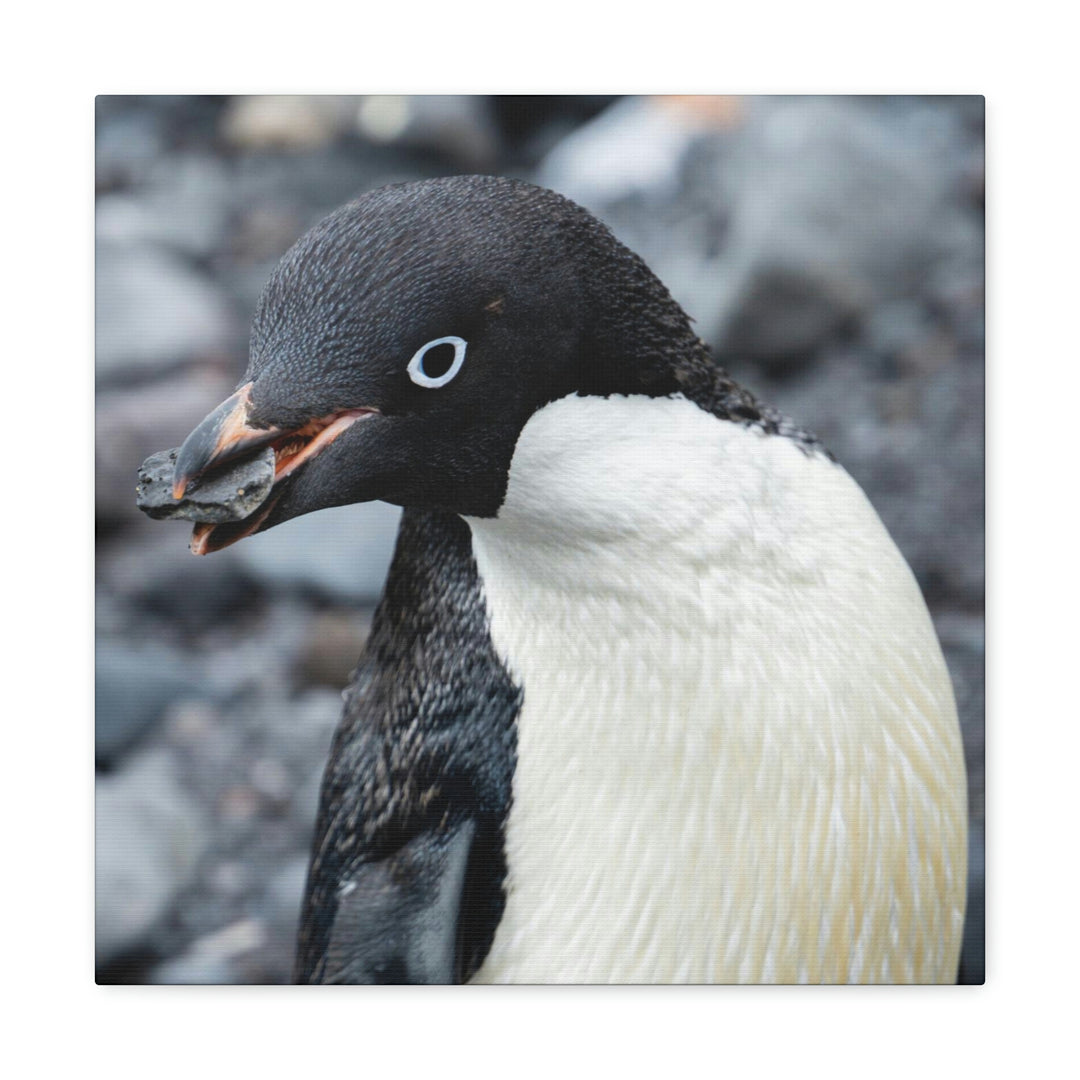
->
(466, 394, 966, 983)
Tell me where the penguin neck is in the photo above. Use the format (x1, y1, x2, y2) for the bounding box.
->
(573, 247, 758, 416)
(471, 395, 684, 620)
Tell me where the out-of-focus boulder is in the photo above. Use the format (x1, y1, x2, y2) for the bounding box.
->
(539, 95, 736, 205)
(149, 918, 266, 984)
(96, 749, 210, 962)
(959, 820, 985, 984)
(95, 242, 235, 383)
(232, 500, 402, 604)
(540, 95, 983, 369)
(96, 154, 232, 260)
(95, 100, 166, 189)
(221, 95, 357, 152)
(709, 97, 981, 367)
(97, 524, 257, 634)
(96, 639, 220, 767)
(245, 856, 310, 983)
(294, 609, 371, 690)
(356, 95, 498, 171)
(489, 95, 620, 166)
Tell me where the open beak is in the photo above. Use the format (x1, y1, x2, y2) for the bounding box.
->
(172, 384, 278, 500)
(173, 382, 378, 554)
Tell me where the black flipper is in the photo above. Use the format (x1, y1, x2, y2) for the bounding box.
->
(319, 819, 476, 984)
(294, 510, 521, 984)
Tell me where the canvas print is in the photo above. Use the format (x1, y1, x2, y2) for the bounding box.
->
(95, 94, 985, 984)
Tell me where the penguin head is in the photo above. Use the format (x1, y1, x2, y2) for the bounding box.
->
(173, 175, 708, 552)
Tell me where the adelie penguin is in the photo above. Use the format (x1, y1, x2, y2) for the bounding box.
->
(144, 175, 968, 984)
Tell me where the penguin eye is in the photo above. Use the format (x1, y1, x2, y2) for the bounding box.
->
(407, 336, 467, 388)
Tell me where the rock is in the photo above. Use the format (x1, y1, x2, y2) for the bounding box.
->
(233, 500, 401, 603)
(97, 525, 258, 633)
(715, 98, 982, 365)
(864, 357, 984, 609)
(249, 757, 292, 804)
(539, 95, 726, 205)
(95, 154, 232, 261)
(958, 821, 985, 984)
(136, 446, 275, 524)
(294, 610, 370, 689)
(96, 749, 210, 962)
(719, 264, 860, 370)
(245, 856, 310, 982)
(356, 95, 499, 170)
(864, 299, 940, 372)
(540, 96, 983, 367)
(206, 859, 249, 898)
(148, 952, 239, 985)
(95, 100, 166, 189)
(95, 242, 234, 383)
(490, 96, 619, 165)
(258, 688, 343, 779)
(221, 96, 355, 152)
(149, 918, 266, 984)
(96, 639, 217, 766)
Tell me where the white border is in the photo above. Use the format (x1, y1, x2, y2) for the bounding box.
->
(9, 2, 1076, 1076)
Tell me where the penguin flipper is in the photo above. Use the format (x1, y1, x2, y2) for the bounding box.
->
(316, 818, 477, 984)
(294, 510, 520, 984)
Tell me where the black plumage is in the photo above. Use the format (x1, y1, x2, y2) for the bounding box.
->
(294, 510, 520, 984)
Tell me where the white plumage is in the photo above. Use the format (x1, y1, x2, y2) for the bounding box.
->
(467, 393, 966, 983)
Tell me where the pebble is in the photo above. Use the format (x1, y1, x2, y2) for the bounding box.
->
(136, 446, 275, 524)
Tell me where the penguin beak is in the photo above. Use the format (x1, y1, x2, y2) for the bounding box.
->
(173, 382, 379, 555)
(172, 384, 277, 501)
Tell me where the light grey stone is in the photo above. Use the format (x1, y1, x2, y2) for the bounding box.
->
(95, 155, 232, 260)
(233, 500, 401, 603)
(96, 242, 234, 381)
(96, 639, 216, 765)
(95, 750, 210, 961)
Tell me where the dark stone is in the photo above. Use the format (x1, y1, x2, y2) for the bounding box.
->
(136, 446, 275, 524)
(719, 264, 861, 372)
(957, 821, 985, 984)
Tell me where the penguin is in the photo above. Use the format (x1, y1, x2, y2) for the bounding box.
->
(167, 175, 967, 984)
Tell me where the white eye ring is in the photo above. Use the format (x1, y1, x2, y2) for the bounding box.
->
(407, 336, 467, 388)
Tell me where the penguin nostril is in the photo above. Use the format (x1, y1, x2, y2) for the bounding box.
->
(420, 342, 456, 379)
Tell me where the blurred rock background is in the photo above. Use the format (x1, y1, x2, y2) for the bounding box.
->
(95, 94, 984, 984)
